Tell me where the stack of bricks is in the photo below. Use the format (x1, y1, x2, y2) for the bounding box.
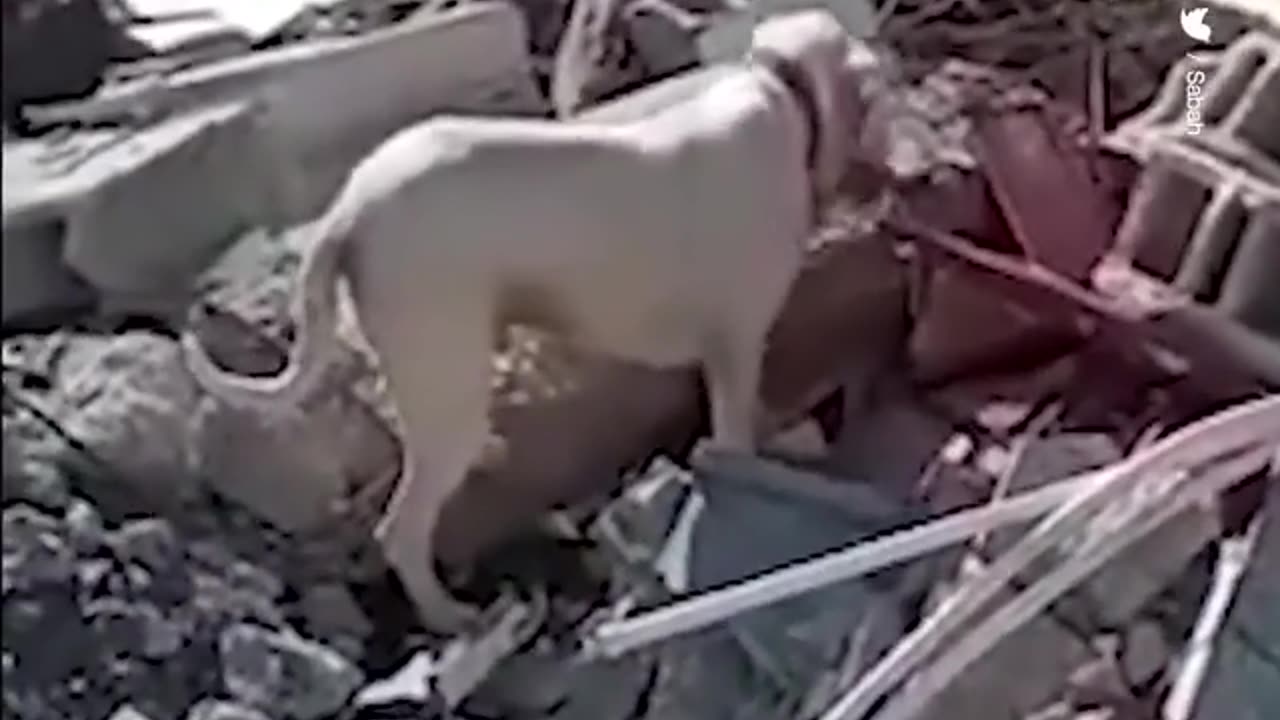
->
(1105, 31, 1280, 343)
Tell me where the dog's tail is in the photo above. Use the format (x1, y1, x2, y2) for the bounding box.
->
(181, 200, 354, 411)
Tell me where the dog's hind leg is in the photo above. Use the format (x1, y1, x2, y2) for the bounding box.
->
(368, 294, 494, 634)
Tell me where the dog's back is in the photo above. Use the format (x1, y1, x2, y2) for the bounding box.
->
(335, 71, 807, 362)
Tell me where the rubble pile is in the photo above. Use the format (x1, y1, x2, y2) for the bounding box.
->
(3, 388, 371, 720)
(4, 1, 1279, 720)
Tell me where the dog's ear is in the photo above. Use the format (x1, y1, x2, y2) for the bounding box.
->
(751, 11, 858, 200)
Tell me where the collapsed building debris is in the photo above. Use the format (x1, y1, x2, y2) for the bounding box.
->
(4, 1, 1280, 719)
(4, 1, 543, 327)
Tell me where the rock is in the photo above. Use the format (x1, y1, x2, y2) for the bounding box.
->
(2, 588, 93, 687)
(219, 623, 363, 719)
(185, 697, 272, 720)
(85, 597, 187, 662)
(1065, 653, 1131, 709)
(2, 507, 96, 688)
(916, 562, 1094, 720)
(696, 0, 877, 65)
(109, 518, 195, 609)
(50, 332, 205, 511)
(191, 572, 287, 631)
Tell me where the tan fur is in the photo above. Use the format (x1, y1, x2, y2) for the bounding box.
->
(182, 10, 858, 633)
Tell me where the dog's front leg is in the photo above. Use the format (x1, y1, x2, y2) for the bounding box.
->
(701, 327, 767, 453)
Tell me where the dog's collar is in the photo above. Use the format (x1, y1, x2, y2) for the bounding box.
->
(749, 51, 821, 173)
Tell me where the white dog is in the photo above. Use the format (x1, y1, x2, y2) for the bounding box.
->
(182, 9, 860, 633)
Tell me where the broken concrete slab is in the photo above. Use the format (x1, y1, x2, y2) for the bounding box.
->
(38, 332, 208, 512)
(3, 101, 266, 324)
(31, 2, 546, 226)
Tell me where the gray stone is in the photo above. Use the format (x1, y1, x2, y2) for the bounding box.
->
(641, 450, 909, 718)
(219, 622, 363, 720)
(1121, 620, 1169, 686)
(623, 1, 699, 79)
(0, 214, 98, 326)
(85, 598, 149, 659)
(697, 0, 877, 64)
(111, 518, 183, 574)
(83, 594, 189, 660)
(2, 451, 72, 514)
(51, 332, 205, 511)
(2, 504, 75, 595)
(185, 230, 401, 534)
(225, 559, 284, 603)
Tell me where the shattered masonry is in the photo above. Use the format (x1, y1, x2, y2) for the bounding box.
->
(4, 2, 1280, 720)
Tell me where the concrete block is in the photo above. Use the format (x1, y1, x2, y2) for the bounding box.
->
(1105, 31, 1280, 343)
(3, 101, 265, 322)
(32, 2, 545, 225)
